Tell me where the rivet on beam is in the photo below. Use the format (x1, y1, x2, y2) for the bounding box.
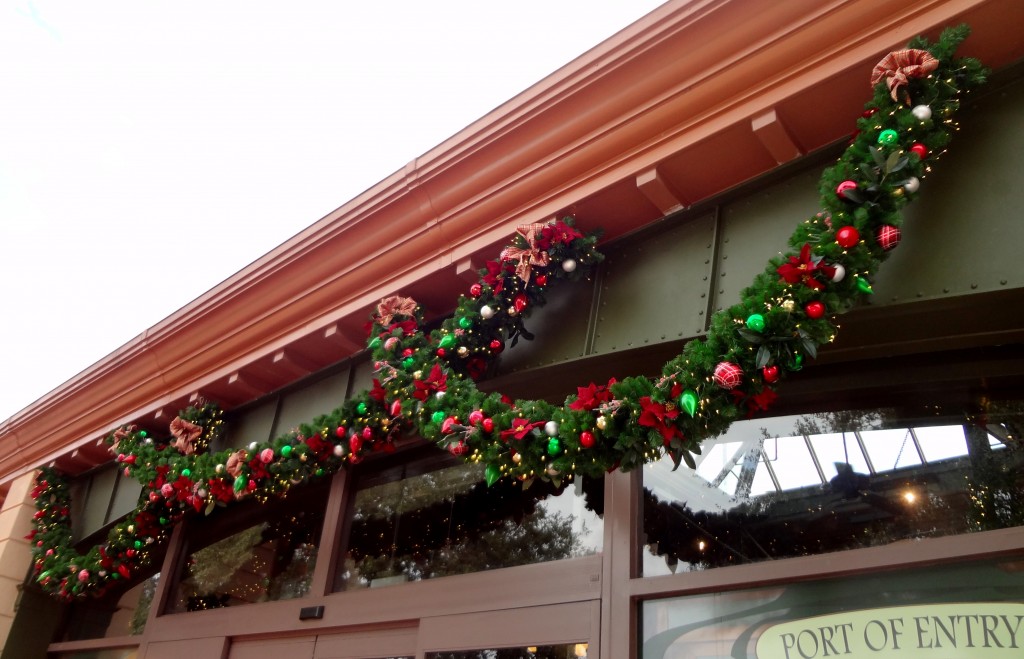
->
(636, 167, 686, 216)
(751, 109, 802, 164)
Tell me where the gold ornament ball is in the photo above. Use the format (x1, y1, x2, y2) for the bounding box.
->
(596, 415, 608, 430)
(457, 346, 469, 357)
(781, 299, 796, 312)
(512, 453, 522, 464)
(413, 370, 423, 379)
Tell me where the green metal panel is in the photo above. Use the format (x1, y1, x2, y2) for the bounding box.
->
(498, 278, 596, 372)
(224, 398, 278, 448)
(872, 78, 1024, 302)
(274, 370, 350, 434)
(713, 166, 821, 313)
(107, 470, 143, 523)
(592, 214, 717, 354)
(79, 465, 117, 541)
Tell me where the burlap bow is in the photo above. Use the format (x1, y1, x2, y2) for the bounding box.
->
(170, 416, 202, 456)
(871, 48, 939, 103)
(499, 223, 550, 283)
(376, 295, 417, 326)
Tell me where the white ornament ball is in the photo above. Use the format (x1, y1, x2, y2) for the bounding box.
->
(911, 105, 932, 121)
(196, 488, 207, 499)
(248, 442, 258, 451)
(562, 258, 577, 273)
(435, 390, 446, 400)
(904, 176, 920, 194)
(544, 421, 559, 437)
(215, 464, 224, 474)
(831, 264, 846, 283)
(333, 444, 345, 457)
(480, 305, 495, 320)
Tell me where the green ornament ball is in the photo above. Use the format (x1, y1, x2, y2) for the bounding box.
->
(181, 468, 191, 478)
(233, 475, 247, 492)
(877, 129, 899, 145)
(403, 357, 416, 369)
(280, 445, 292, 457)
(431, 411, 446, 424)
(134, 540, 142, 549)
(745, 314, 765, 332)
(458, 316, 473, 329)
(368, 337, 382, 349)
(438, 334, 455, 348)
(547, 438, 561, 456)
(680, 390, 698, 417)
(791, 354, 804, 371)
(356, 402, 368, 415)
(856, 277, 874, 294)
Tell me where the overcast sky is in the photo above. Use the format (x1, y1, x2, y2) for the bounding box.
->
(0, 1, 666, 422)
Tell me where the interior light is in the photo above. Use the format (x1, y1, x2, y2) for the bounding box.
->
(903, 490, 917, 504)
(574, 643, 589, 657)
(698, 540, 706, 551)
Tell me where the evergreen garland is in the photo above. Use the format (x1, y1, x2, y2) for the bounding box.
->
(29, 26, 986, 600)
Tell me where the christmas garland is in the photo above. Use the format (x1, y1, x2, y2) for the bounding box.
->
(29, 26, 986, 600)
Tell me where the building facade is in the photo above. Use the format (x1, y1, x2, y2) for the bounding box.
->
(2, 1, 1023, 657)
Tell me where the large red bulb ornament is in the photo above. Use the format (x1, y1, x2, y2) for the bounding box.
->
(579, 431, 595, 448)
(910, 143, 928, 159)
(805, 301, 826, 319)
(836, 226, 860, 248)
(762, 365, 780, 383)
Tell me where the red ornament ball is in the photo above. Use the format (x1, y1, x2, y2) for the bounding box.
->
(361, 426, 374, 440)
(910, 142, 928, 159)
(835, 180, 858, 200)
(436, 348, 446, 357)
(513, 293, 528, 313)
(489, 339, 504, 353)
(469, 283, 482, 297)
(335, 425, 346, 438)
(448, 440, 469, 457)
(876, 224, 901, 250)
(713, 361, 743, 390)
(836, 226, 860, 248)
(579, 431, 595, 448)
(535, 274, 548, 286)
(482, 418, 495, 433)
(349, 435, 363, 453)
(762, 365, 780, 383)
(805, 301, 826, 319)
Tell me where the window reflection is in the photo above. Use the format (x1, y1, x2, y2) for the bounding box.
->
(335, 451, 602, 590)
(641, 558, 1024, 659)
(643, 402, 1024, 575)
(426, 644, 587, 658)
(168, 483, 327, 612)
(58, 573, 159, 641)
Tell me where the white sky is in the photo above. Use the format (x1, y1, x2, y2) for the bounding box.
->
(0, 0, 666, 422)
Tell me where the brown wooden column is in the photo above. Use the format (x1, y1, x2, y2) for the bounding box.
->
(0, 471, 39, 646)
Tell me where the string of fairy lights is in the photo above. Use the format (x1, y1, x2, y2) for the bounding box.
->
(29, 25, 987, 599)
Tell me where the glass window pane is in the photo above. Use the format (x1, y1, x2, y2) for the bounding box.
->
(807, 433, 870, 480)
(915, 424, 968, 462)
(642, 402, 1024, 576)
(860, 428, 922, 471)
(335, 453, 602, 590)
(641, 558, 1024, 659)
(168, 483, 327, 612)
(58, 574, 160, 641)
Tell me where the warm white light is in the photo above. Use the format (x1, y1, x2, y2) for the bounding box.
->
(575, 643, 589, 657)
(698, 540, 706, 551)
(903, 490, 917, 504)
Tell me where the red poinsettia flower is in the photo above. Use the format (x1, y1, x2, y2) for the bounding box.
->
(481, 260, 512, 294)
(369, 379, 387, 402)
(208, 478, 235, 503)
(730, 388, 779, 418)
(412, 363, 448, 401)
(542, 220, 583, 247)
(500, 418, 545, 442)
(777, 244, 836, 290)
(569, 378, 617, 411)
(637, 396, 683, 443)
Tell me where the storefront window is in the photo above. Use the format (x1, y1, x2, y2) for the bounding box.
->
(58, 573, 159, 641)
(642, 402, 1024, 575)
(640, 557, 1024, 659)
(334, 450, 603, 590)
(167, 481, 328, 612)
